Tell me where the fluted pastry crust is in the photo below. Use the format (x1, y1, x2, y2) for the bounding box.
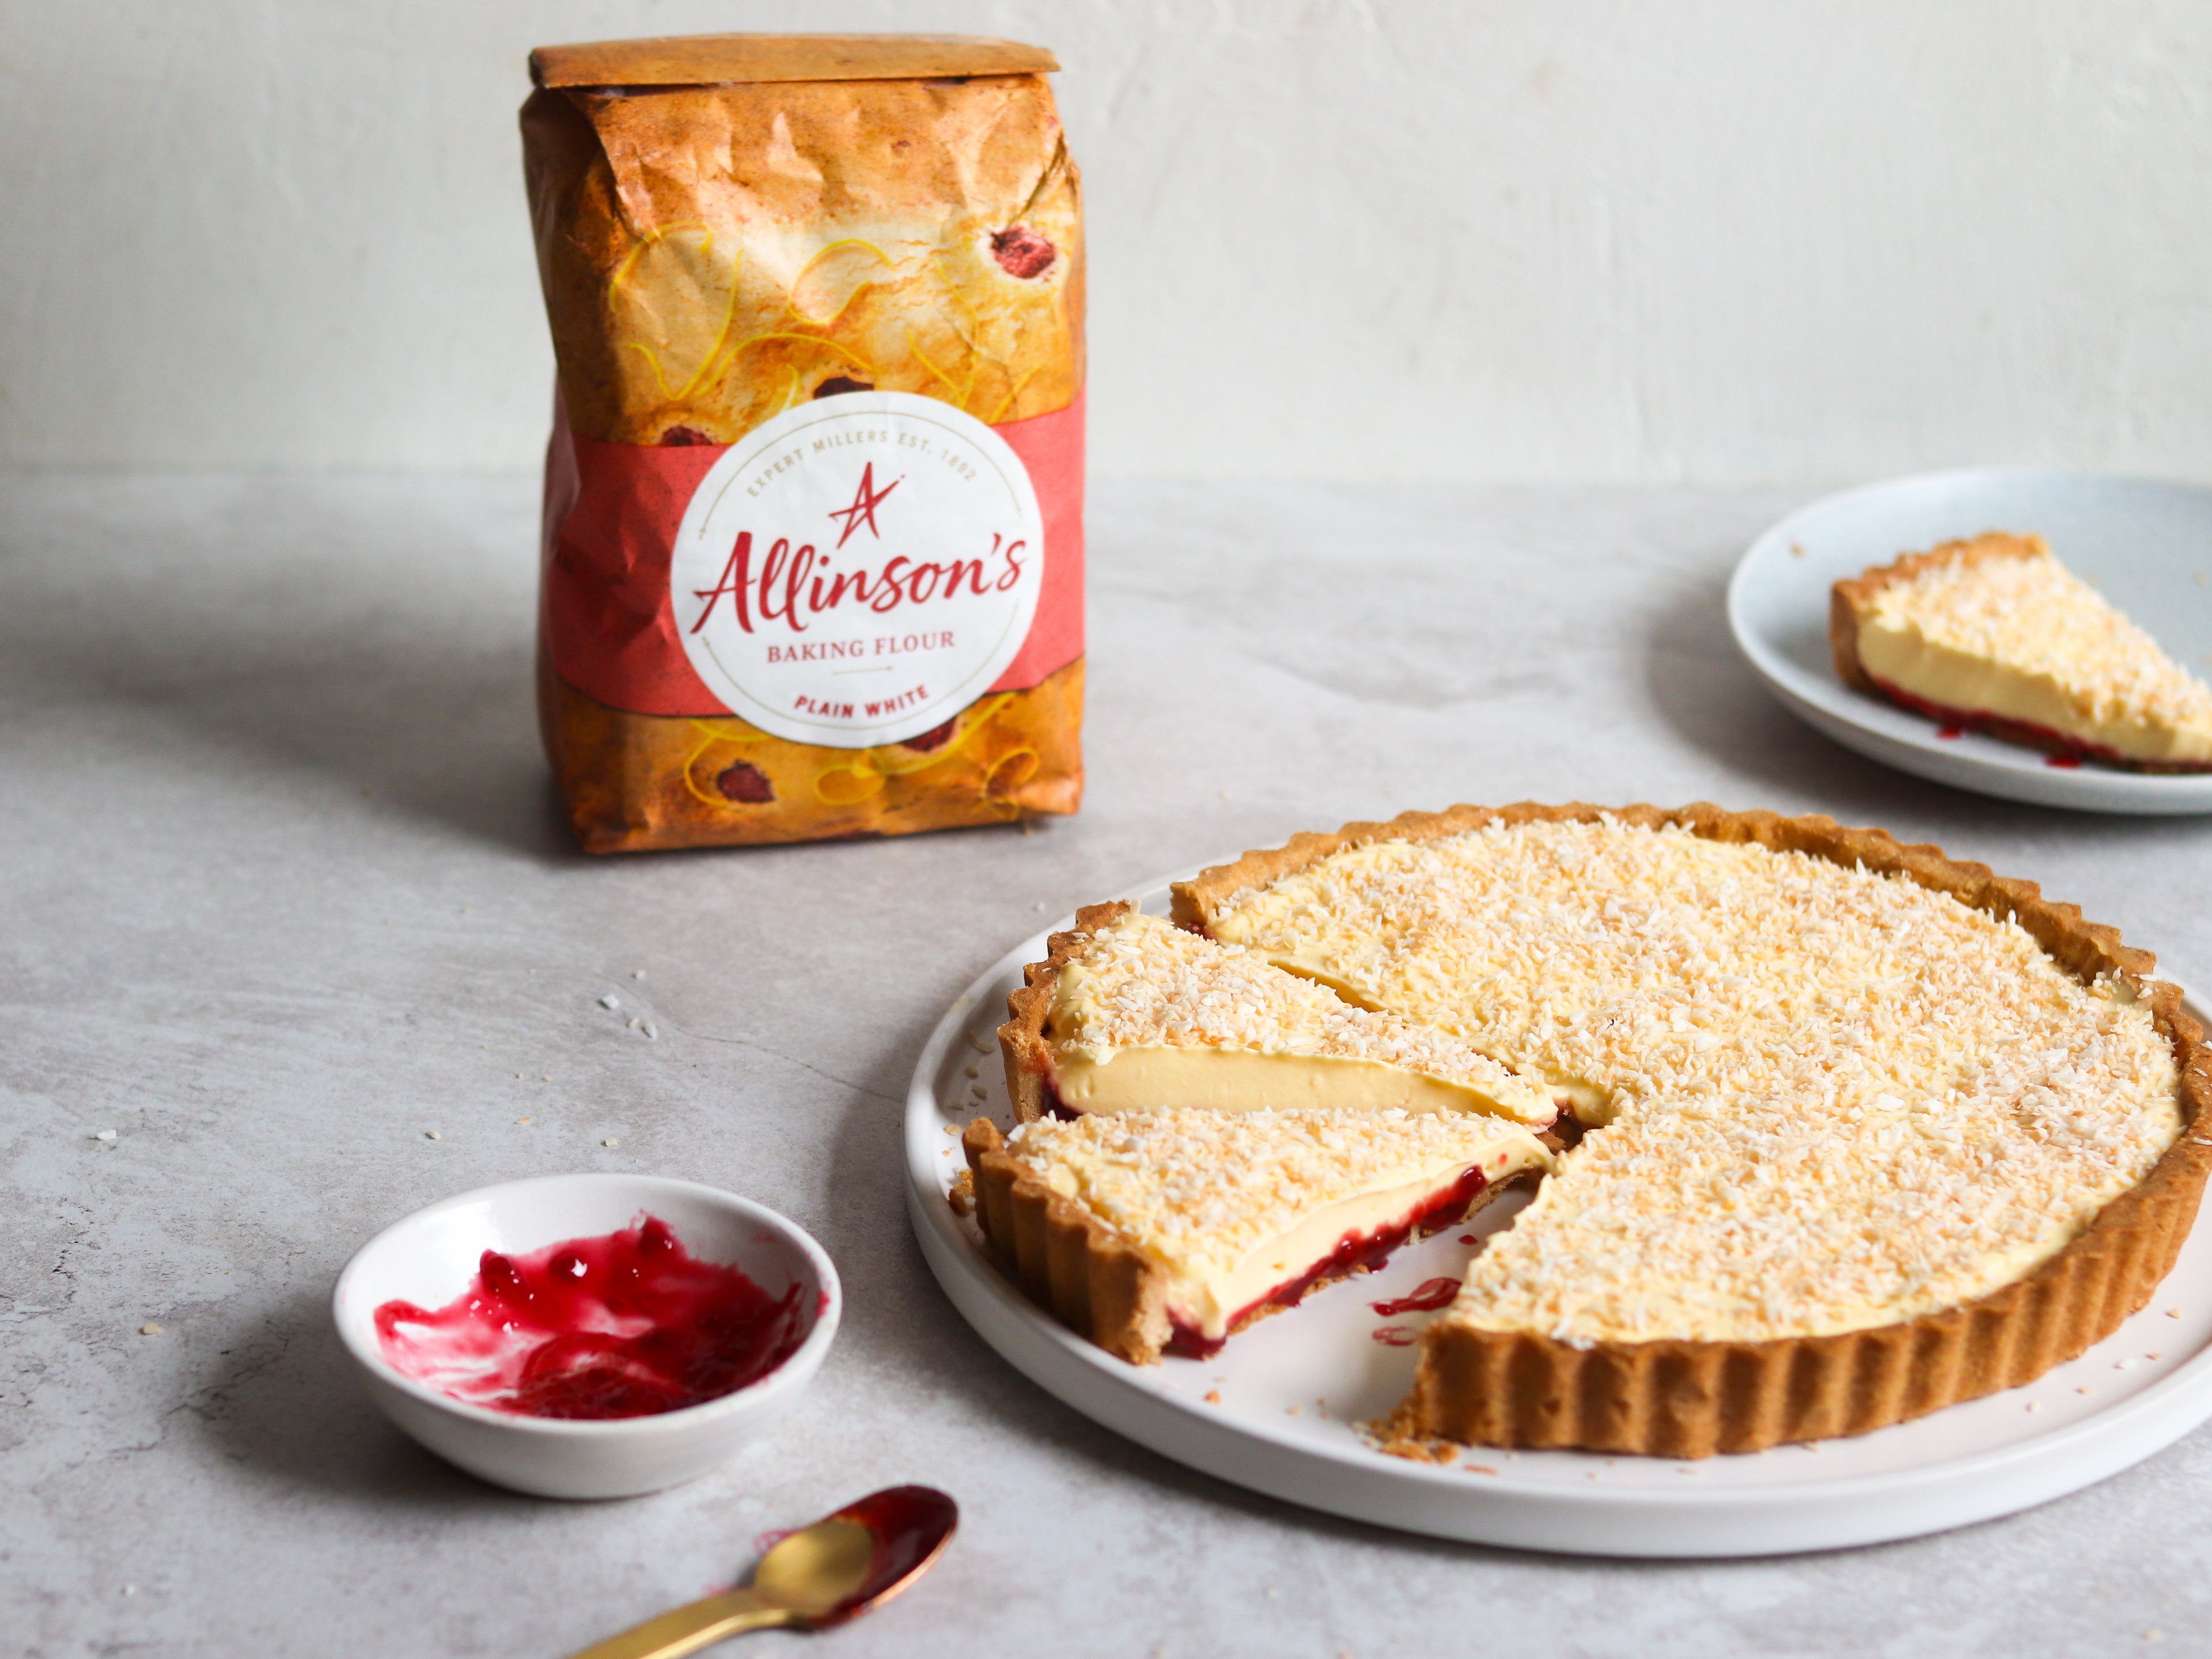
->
(963, 1117, 1175, 1363)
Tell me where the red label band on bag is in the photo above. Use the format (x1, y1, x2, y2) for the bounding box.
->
(541, 392, 1084, 746)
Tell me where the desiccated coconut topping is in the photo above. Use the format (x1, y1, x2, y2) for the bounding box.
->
(1205, 819, 2183, 1344)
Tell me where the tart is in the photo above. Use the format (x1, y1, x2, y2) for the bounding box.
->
(998, 904, 1555, 1126)
(963, 1108, 1549, 1362)
(972, 802, 2210, 1457)
(1831, 532, 2212, 771)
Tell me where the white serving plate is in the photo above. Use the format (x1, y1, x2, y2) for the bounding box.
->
(1729, 468, 2212, 813)
(908, 877, 2212, 1558)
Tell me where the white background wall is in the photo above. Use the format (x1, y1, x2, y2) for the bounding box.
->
(6, 1, 2212, 483)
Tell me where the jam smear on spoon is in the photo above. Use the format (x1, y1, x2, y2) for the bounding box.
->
(374, 1215, 805, 1419)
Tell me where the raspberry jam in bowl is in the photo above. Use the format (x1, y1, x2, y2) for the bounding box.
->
(373, 1215, 810, 1420)
(333, 1175, 839, 1499)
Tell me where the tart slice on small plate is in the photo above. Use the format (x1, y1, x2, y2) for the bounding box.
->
(1831, 531, 2212, 771)
(1728, 468, 2212, 812)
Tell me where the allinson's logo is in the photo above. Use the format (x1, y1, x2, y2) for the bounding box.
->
(828, 461, 899, 547)
(668, 392, 1045, 749)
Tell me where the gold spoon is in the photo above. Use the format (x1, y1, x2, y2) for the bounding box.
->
(565, 1486, 958, 1658)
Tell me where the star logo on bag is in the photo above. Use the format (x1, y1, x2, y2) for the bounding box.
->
(828, 462, 902, 548)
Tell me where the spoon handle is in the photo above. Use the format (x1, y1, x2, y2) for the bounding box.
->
(563, 1589, 798, 1659)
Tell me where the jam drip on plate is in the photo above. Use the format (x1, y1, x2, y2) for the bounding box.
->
(1164, 1165, 1489, 1359)
(373, 1216, 806, 1419)
(1370, 1277, 1461, 1316)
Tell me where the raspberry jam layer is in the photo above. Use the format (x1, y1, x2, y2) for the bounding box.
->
(1867, 672, 2212, 772)
(1164, 1165, 1488, 1359)
(374, 1215, 806, 1419)
(1040, 1075, 1080, 1122)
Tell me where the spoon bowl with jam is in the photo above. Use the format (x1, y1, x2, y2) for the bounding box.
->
(333, 1174, 841, 1499)
(565, 1486, 959, 1657)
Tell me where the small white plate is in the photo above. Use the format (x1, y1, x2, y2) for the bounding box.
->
(1729, 468, 2212, 813)
(908, 878, 2212, 1557)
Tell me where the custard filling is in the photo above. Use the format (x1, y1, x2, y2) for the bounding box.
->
(1052, 1046, 1533, 1122)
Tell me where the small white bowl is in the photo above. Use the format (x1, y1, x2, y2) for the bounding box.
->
(332, 1174, 839, 1499)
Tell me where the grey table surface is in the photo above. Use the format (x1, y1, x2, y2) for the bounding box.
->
(5, 472, 2211, 1659)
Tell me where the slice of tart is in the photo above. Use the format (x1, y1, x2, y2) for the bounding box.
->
(998, 903, 1555, 1126)
(1831, 531, 2212, 771)
(1166, 803, 2210, 1456)
(962, 1107, 1551, 1362)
